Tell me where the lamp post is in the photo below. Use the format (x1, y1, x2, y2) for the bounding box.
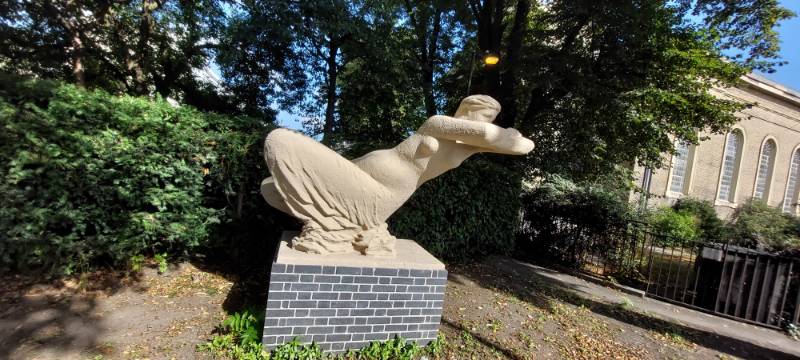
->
(466, 50, 500, 96)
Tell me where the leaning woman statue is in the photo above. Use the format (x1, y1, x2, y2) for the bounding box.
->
(261, 95, 534, 257)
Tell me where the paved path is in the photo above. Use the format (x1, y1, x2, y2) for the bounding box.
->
(499, 257, 800, 358)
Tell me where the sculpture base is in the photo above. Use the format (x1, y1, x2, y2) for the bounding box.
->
(263, 232, 447, 353)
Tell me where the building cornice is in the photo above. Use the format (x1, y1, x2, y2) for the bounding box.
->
(739, 73, 800, 108)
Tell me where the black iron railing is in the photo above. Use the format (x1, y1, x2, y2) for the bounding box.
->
(519, 217, 800, 329)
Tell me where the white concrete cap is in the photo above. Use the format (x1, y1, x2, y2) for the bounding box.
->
(274, 232, 445, 270)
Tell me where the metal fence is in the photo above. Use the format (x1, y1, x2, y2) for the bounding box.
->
(521, 218, 800, 329)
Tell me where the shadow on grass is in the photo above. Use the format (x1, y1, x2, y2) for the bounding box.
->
(439, 317, 527, 360)
(190, 212, 299, 316)
(0, 270, 143, 359)
(451, 256, 797, 360)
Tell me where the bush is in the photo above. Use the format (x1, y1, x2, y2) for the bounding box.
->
(671, 197, 726, 242)
(200, 309, 447, 359)
(0, 75, 276, 274)
(647, 207, 699, 244)
(389, 155, 522, 262)
(729, 199, 800, 252)
(520, 175, 633, 232)
(517, 175, 634, 262)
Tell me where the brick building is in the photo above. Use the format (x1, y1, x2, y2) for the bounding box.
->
(635, 74, 800, 219)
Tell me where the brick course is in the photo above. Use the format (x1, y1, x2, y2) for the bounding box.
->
(263, 262, 447, 352)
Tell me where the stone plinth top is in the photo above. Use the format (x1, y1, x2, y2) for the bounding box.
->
(274, 233, 445, 270)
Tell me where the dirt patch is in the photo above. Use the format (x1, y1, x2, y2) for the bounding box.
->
(437, 257, 798, 360)
(0, 263, 232, 360)
(1, 256, 795, 359)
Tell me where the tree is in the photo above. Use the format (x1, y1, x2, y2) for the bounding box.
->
(401, 0, 463, 117)
(334, 7, 427, 152)
(215, 0, 307, 117)
(682, 0, 795, 72)
(295, 0, 367, 143)
(446, 0, 792, 180)
(0, 0, 230, 113)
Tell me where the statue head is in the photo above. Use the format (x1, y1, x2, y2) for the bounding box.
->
(454, 95, 501, 123)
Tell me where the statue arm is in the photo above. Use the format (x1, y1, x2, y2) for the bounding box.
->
(417, 115, 534, 155)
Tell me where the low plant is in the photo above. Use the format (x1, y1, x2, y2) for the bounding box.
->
(199, 309, 267, 359)
(201, 311, 447, 360)
(647, 207, 699, 245)
(129, 255, 145, 273)
(358, 337, 422, 360)
(154, 253, 169, 274)
(517, 174, 634, 265)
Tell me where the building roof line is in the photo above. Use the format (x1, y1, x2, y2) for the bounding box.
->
(741, 73, 800, 108)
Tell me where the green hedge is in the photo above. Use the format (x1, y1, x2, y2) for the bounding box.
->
(390, 156, 522, 262)
(671, 197, 726, 242)
(0, 75, 275, 274)
(517, 175, 634, 264)
(730, 199, 800, 252)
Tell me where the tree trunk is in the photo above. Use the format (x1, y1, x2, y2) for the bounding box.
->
(421, 66, 437, 117)
(474, 0, 504, 112)
(45, 2, 86, 86)
(322, 37, 340, 144)
(497, 0, 530, 128)
(131, 0, 158, 95)
(70, 33, 86, 86)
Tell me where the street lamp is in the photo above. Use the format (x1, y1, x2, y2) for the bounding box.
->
(466, 51, 500, 96)
(483, 52, 500, 65)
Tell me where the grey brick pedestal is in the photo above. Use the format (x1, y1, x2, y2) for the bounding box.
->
(263, 235, 447, 353)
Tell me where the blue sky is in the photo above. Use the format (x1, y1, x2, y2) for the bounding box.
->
(756, 0, 800, 91)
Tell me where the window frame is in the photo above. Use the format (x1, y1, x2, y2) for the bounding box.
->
(666, 140, 696, 198)
(782, 145, 800, 215)
(715, 128, 745, 206)
(752, 136, 778, 202)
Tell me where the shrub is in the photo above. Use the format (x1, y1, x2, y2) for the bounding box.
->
(519, 175, 633, 232)
(647, 207, 699, 244)
(729, 199, 800, 252)
(389, 155, 522, 262)
(517, 175, 634, 263)
(671, 197, 726, 241)
(200, 308, 447, 359)
(0, 75, 276, 274)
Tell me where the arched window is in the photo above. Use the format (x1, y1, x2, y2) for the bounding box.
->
(783, 149, 800, 214)
(753, 139, 776, 200)
(718, 130, 744, 203)
(669, 141, 694, 195)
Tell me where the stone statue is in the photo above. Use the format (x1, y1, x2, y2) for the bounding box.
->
(261, 95, 534, 257)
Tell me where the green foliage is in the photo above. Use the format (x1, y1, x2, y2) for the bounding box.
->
(520, 175, 634, 233)
(389, 156, 522, 262)
(199, 309, 269, 359)
(270, 339, 325, 360)
(201, 310, 446, 360)
(154, 253, 169, 274)
(129, 254, 145, 273)
(517, 174, 635, 264)
(647, 207, 699, 244)
(510, 1, 747, 179)
(357, 337, 421, 360)
(0, 75, 274, 274)
(729, 200, 800, 252)
(0, 1, 234, 113)
(671, 198, 726, 242)
(680, 0, 796, 71)
(222, 309, 262, 347)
